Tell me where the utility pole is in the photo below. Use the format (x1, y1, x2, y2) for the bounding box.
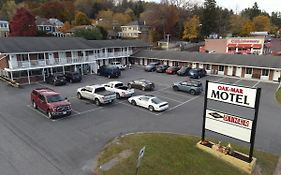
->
(166, 34, 170, 50)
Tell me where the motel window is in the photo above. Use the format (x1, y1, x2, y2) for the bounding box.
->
(261, 69, 269, 76)
(218, 65, 224, 71)
(206, 64, 210, 70)
(246, 68, 252, 74)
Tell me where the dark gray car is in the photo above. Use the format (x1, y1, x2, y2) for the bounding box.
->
(172, 80, 203, 95)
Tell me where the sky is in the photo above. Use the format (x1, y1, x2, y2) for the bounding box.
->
(148, 0, 281, 14)
(212, 0, 281, 14)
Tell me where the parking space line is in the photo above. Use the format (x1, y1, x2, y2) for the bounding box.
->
(152, 94, 183, 103)
(252, 80, 261, 88)
(36, 82, 53, 89)
(216, 77, 226, 82)
(156, 96, 200, 116)
(233, 79, 242, 84)
(158, 89, 193, 99)
(71, 109, 81, 114)
(26, 105, 49, 118)
(72, 107, 103, 116)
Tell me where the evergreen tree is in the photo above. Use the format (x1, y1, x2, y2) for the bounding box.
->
(201, 0, 218, 37)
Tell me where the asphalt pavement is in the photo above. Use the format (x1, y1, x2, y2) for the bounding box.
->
(0, 66, 280, 175)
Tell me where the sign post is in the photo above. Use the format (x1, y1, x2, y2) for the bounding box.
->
(201, 80, 261, 163)
(135, 146, 145, 175)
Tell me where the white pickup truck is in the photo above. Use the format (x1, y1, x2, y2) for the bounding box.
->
(111, 62, 126, 70)
(77, 85, 116, 106)
(103, 81, 134, 99)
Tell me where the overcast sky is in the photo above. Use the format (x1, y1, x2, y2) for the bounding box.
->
(148, 0, 281, 14)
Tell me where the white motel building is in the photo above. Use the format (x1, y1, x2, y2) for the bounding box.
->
(1, 37, 281, 85)
(0, 37, 150, 84)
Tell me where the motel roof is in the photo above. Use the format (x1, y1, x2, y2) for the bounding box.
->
(0, 37, 150, 53)
(131, 50, 281, 69)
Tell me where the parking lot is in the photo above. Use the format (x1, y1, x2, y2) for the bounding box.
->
(0, 66, 281, 175)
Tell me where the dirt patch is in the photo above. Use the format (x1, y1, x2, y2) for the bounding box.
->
(98, 149, 132, 171)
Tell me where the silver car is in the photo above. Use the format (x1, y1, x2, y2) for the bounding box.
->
(172, 80, 203, 95)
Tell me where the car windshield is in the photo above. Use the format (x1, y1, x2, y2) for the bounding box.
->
(151, 97, 163, 104)
(189, 69, 197, 73)
(115, 83, 123, 87)
(47, 94, 64, 103)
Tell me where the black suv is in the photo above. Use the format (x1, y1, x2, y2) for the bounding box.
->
(144, 62, 160, 72)
(98, 65, 121, 78)
(188, 68, 207, 79)
(45, 73, 66, 86)
(177, 66, 191, 76)
(65, 71, 82, 83)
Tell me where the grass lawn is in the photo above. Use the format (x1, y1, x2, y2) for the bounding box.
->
(276, 87, 281, 105)
(96, 133, 278, 175)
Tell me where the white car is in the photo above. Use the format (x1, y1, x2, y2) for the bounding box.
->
(111, 61, 126, 70)
(103, 81, 134, 98)
(128, 95, 169, 112)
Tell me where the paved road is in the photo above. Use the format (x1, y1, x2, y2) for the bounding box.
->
(0, 66, 280, 175)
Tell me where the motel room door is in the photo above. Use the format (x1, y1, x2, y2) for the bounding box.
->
(273, 70, 281, 81)
(227, 66, 233, 76)
(235, 67, 242, 77)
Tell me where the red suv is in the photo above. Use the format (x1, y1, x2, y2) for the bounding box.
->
(31, 88, 72, 119)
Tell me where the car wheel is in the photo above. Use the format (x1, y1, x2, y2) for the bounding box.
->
(190, 90, 196, 95)
(32, 101, 37, 109)
(142, 86, 146, 91)
(95, 99, 101, 106)
(148, 105, 154, 112)
(173, 86, 179, 91)
(47, 110, 53, 119)
(77, 92, 83, 99)
(116, 93, 121, 99)
(131, 100, 136, 106)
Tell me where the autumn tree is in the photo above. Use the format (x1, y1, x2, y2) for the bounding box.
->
(38, 1, 75, 22)
(230, 15, 247, 36)
(140, 4, 179, 38)
(74, 0, 94, 17)
(97, 10, 114, 30)
(74, 11, 91, 25)
(240, 20, 255, 36)
(253, 15, 271, 31)
(60, 21, 72, 33)
(113, 12, 131, 26)
(10, 7, 37, 36)
(0, 0, 18, 20)
(182, 15, 200, 41)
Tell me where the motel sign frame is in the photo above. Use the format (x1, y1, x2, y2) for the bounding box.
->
(201, 80, 261, 163)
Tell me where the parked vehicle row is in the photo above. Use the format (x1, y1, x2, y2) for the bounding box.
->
(145, 63, 207, 79)
(45, 71, 82, 86)
(31, 76, 203, 119)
